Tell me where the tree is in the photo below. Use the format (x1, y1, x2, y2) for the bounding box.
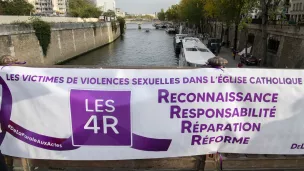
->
(103, 10, 116, 17)
(204, 0, 257, 50)
(204, 0, 219, 18)
(259, 0, 284, 66)
(69, 0, 102, 18)
(117, 17, 126, 34)
(210, 0, 256, 50)
(143, 15, 154, 20)
(0, 0, 34, 15)
(166, 5, 180, 22)
(231, 0, 256, 51)
(158, 9, 166, 21)
(205, 0, 226, 42)
(239, 17, 253, 56)
(204, 0, 221, 37)
(179, 0, 205, 32)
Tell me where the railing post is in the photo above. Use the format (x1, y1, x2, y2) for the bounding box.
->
(5, 156, 14, 171)
(214, 154, 222, 171)
(21, 158, 31, 171)
(195, 155, 206, 171)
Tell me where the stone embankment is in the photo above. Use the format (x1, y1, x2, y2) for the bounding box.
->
(0, 21, 120, 65)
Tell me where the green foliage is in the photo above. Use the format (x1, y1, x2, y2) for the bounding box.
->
(0, 0, 34, 15)
(179, 0, 205, 25)
(69, 0, 102, 18)
(111, 21, 118, 32)
(30, 18, 51, 56)
(239, 17, 252, 30)
(204, 0, 257, 26)
(117, 17, 126, 34)
(267, 0, 285, 21)
(204, 0, 220, 19)
(166, 5, 180, 21)
(104, 10, 116, 17)
(158, 9, 166, 21)
(11, 17, 51, 56)
(142, 15, 154, 20)
(125, 15, 154, 20)
(204, 0, 257, 47)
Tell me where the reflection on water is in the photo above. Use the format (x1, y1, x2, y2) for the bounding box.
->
(63, 23, 178, 67)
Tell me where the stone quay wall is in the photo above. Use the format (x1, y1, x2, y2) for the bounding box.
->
(0, 15, 99, 24)
(0, 22, 120, 65)
(209, 23, 304, 68)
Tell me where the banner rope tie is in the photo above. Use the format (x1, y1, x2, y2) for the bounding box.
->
(213, 66, 225, 72)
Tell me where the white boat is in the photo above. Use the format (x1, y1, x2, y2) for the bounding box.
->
(174, 34, 188, 54)
(166, 28, 176, 34)
(179, 37, 216, 67)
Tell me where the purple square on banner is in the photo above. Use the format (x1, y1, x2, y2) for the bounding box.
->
(70, 90, 131, 146)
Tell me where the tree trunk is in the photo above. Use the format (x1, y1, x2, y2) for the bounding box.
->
(245, 30, 248, 56)
(234, 22, 238, 51)
(220, 23, 224, 42)
(209, 20, 213, 37)
(203, 19, 207, 33)
(200, 19, 203, 34)
(260, 0, 268, 66)
(214, 21, 217, 37)
(226, 27, 230, 48)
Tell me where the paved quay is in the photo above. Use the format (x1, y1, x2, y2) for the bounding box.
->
(219, 47, 258, 68)
(201, 39, 258, 69)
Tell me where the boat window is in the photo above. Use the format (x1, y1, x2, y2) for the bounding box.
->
(186, 48, 198, 51)
(185, 39, 198, 42)
(198, 48, 209, 52)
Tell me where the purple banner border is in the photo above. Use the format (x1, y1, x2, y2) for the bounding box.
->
(0, 76, 172, 152)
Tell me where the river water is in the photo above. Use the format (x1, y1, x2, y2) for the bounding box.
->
(63, 23, 178, 67)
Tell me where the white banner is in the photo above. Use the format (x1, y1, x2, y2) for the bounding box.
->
(0, 67, 303, 160)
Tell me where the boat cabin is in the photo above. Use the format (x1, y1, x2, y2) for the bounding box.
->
(174, 34, 189, 54)
(179, 37, 216, 67)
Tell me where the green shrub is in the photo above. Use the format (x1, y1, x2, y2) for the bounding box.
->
(68, 0, 102, 18)
(111, 21, 118, 32)
(30, 18, 51, 56)
(117, 17, 126, 34)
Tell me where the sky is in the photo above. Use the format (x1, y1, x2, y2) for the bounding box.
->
(115, 0, 179, 14)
